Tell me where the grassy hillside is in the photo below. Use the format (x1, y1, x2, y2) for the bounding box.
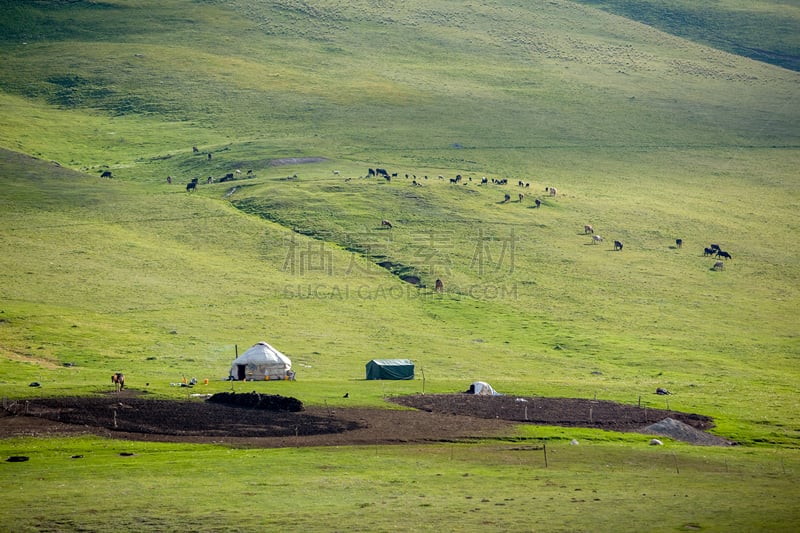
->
(576, 0, 800, 71)
(0, 1, 798, 529)
(0, 0, 796, 428)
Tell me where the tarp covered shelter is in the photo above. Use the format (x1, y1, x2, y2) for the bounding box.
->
(464, 381, 500, 395)
(230, 342, 292, 381)
(366, 359, 414, 380)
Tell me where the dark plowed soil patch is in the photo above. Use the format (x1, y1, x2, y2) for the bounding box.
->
(0, 392, 732, 447)
(389, 394, 713, 431)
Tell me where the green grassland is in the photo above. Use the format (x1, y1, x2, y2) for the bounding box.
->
(0, 0, 799, 531)
(576, 0, 800, 71)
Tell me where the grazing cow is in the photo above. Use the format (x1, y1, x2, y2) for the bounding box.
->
(614, 240, 623, 251)
(100, 170, 112, 178)
(381, 219, 393, 229)
(549, 187, 557, 197)
(656, 387, 670, 395)
(704, 247, 716, 256)
(710, 243, 720, 251)
(534, 198, 541, 208)
(223, 173, 234, 181)
(206, 176, 213, 184)
(435, 278, 444, 292)
(480, 177, 488, 184)
(676, 238, 683, 248)
(584, 224, 594, 234)
(375, 168, 389, 178)
(192, 146, 199, 153)
(592, 235, 604, 244)
(368, 168, 376, 177)
(112, 372, 125, 392)
(504, 193, 511, 203)
(208, 153, 212, 160)
(518, 193, 524, 202)
(166, 175, 172, 184)
(716, 250, 732, 260)
(713, 261, 724, 271)
(333, 170, 340, 175)
(186, 181, 197, 192)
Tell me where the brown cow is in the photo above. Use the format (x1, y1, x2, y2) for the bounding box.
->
(434, 279, 444, 292)
(112, 372, 125, 391)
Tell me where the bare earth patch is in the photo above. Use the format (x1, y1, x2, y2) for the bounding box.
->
(268, 157, 329, 166)
(0, 391, 734, 447)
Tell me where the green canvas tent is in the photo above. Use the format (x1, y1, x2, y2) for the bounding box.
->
(365, 359, 414, 380)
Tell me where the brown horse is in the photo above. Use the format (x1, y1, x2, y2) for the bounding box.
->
(112, 372, 125, 392)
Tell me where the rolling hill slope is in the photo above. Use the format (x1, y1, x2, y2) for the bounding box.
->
(0, 0, 798, 447)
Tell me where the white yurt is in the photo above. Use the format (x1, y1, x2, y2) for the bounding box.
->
(229, 342, 292, 381)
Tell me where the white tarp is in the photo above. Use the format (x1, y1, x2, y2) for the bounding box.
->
(229, 342, 292, 381)
(465, 381, 500, 395)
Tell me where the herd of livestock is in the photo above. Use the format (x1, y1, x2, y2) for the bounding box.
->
(358, 167, 732, 270)
(165, 160, 732, 271)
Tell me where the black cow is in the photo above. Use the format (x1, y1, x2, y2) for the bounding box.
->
(186, 181, 197, 192)
(716, 250, 732, 260)
(100, 170, 112, 178)
(676, 239, 683, 248)
(614, 240, 623, 251)
(534, 198, 541, 208)
(704, 247, 716, 256)
(710, 243, 721, 251)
